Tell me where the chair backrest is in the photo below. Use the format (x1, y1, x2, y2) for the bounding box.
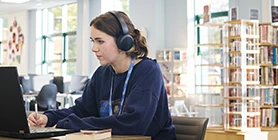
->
(172, 116, 209, 140)
(37, 83, 58, 109)
(19, 75, 33, 93)
(53, 76, 64, 93)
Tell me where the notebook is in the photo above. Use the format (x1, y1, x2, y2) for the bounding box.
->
(0, 66, 74, 139)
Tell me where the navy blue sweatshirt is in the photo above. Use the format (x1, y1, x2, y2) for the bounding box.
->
(44, 58, 176, 139)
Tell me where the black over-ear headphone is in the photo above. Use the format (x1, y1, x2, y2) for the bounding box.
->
(109, 11, 134, 51)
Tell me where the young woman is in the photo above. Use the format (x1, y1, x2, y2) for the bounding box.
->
(28, 11, 176, 139)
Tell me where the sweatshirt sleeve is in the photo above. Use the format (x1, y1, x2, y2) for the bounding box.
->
(54, 64, 164, 135)
(44, 69, 99, 127)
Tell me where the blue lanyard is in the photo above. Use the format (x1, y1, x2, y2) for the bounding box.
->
(109, 57, 135, 116)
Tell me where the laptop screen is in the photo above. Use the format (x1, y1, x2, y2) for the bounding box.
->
(0, 67, 74, 139)
(0, 67, 30, 133)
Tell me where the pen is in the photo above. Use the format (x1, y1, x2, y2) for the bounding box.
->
(35, 102, 38, 126)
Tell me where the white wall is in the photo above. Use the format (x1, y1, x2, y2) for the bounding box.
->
(76, 0, 95, 76)
(229, 0, 276, 22)
(4, 11, 29, 75)
(261, 0, 274, 22)
(27, 10, 36, 74)
(87, 0, 102, 75)
(165, 0, 187, 49)
(229, 0, 262, 21)
(2, 0, 275, 76)
(129, 0, 165, 58)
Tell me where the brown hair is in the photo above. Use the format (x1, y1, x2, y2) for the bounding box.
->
(90, 11, 148, 58)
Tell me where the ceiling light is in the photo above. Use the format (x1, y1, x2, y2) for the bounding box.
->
(1, 0, 30, 3)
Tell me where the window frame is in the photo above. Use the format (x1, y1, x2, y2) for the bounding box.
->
(37, 3, 77, 76)
(0, 41, 2, 65)
(0, 17, 3, 65)
(195, 11, 228, 55)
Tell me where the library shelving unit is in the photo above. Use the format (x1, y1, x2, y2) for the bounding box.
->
(223, 20, 261, 132)
(156, 48, 195, 117)
(258, 22, 278, 130)
(195, 23, 224, 128)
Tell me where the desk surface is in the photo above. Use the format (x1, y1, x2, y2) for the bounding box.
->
(0, 135, 151, 140)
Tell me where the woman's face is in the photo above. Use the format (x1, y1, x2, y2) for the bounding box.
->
(90, 26, 120, 66)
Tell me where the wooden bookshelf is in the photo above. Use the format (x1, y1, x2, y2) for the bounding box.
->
(195, 23, 223, 27)
(195, 64, 223, 67)
(195, 104, 224, 108)
(194, 22, 224, 127)
(156, 48, 192, 116)
(258, 22, 278, 129)
(202, 20, 278, 139)
(223, 20, 261, 132)
(195, 43, 223, 47)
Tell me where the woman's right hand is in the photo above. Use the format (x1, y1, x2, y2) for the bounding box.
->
(28, 112, 48, 127)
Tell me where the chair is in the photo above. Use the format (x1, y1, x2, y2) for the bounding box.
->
(30, 83, 60, 111)
(53, 76, 66, 93)
(172, 116, 209, 140)
(19, 75, 33, 93)
(64, 75, 89, 107)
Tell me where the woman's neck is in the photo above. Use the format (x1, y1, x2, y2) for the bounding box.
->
(111, 56, 133, 74)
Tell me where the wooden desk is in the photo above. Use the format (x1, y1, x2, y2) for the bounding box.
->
(204, 128, 278, 140)
(264, 129, 278, 140)
(0, 135, 151, 140)
(205, 130, 268, 140)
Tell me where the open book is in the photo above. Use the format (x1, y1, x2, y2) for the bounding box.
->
(66, 128, 112, 140)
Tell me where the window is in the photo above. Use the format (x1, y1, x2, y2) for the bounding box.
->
(194, 0, 229, 93)
(36, 3, 77, 76)
(195, 0, 229, 24)
(192, 0, 229, 126)
(0, 17, 7, 65)
(101, 0, 129, 13)
(0, 18, 3, 64)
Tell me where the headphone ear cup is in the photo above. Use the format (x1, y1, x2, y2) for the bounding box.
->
(117, 34, 134, 51)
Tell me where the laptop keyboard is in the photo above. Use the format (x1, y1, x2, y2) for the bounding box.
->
(30, 127, 59, 133)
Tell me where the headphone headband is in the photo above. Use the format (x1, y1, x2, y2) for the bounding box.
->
(109, 11, 129, 35)
(108, 11, 134, 51)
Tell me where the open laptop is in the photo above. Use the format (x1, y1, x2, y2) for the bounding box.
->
(0, 66, 74, 139)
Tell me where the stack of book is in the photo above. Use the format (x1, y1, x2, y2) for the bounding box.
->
(66, 128, 112, 140)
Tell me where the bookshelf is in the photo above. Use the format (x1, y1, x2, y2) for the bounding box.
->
(195, 23, 224, 127)
(258, 22, 278, 129)
(223, 20, 261, 132)
(156, 48, 195, 116)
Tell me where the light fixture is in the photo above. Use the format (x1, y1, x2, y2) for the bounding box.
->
(1, 0, 30, 3)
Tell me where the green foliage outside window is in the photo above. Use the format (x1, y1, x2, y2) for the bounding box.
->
(122, 0, 129, 14)
(39, 3, 77, 76)
(67, 4, 77, 31)
(49, 6, 62, 33)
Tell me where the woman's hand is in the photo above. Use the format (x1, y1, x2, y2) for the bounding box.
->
(28, 112, 48, 127)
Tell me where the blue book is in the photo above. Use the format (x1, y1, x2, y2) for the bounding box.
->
(273, 47, 277, 65)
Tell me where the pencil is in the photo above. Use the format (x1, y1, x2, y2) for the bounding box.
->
(35, 102, 38, 125)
